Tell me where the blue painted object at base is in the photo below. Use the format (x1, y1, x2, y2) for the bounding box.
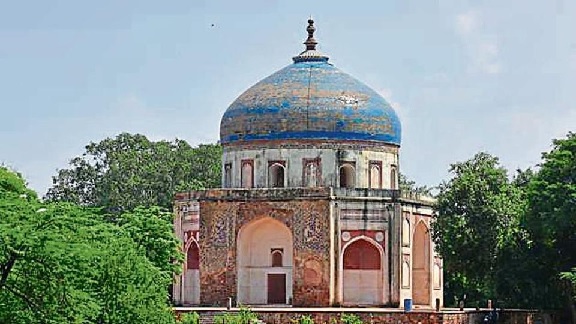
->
(220, 60, 402, 146)
(404, 298, 413, 312)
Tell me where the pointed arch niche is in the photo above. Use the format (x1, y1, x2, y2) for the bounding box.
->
(237, 217, 293, 305)
(412, 221, 431, 305)
(341, 237, 384, 305)
(183, 239, 200, 305)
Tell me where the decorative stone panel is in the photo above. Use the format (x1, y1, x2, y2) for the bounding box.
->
(189, 191, 331, 306)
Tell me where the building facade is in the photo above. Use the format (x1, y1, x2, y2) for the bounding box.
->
(173, 20, 442, 308)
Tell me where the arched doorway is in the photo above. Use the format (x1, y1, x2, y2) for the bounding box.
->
(237, 217, 293, 305)
(342, 238, 383, 305)
(183, 241, 200, 305)
(412, 221, 431, 305)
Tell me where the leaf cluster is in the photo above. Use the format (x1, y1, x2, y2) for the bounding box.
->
(45, 133, 222, 213)
(0, 166, 177, 323)
(433, 133, 576, 314)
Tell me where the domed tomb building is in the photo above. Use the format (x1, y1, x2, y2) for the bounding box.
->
(173, 20, 442, 308)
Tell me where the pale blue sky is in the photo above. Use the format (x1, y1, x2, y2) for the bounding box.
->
(1, 0, 575, 195)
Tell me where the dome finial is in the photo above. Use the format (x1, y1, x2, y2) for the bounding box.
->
(292, 18, 329, 63)
(304, 18, 317, 51)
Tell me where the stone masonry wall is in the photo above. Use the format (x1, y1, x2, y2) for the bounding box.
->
(198, 197, 331, 306)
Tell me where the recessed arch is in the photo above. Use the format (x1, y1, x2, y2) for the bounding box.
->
(402, 217, 411, 247)
(369, 162, 382, 189)
(182, 238, 200, 305)
(186, 242, 200, 270)
(237, 217, 293, 305)
(340, 236, 384, 305)
(241, 160, 254, 188)
(412, 221, 431, 305)
(339, 164, 355, 188)
(268, 163, 285, 188)
(271, 249, 284, 267)
(390, 166, 397, 190)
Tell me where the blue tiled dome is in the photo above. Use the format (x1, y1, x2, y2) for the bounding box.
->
(219, 20, 401, 146)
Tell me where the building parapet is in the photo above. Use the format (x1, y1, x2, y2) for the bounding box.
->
(174, 187, 332, 202)
(174, 187, 436, 206)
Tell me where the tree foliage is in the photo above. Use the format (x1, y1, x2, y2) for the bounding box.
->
(45, 133, 221, 213)
(115, 206, 183, 278)
(433, 133, 576, 319)
(523, 132, 576, 318)
(0, 166, 177, 323)
(432, 152, 526, 306)
(399, 173, 433, 195)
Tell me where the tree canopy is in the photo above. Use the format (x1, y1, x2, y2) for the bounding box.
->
(0, 166, 177, 323)
(432, 152, 526, 306)
(523, 132, 576, 319)
(45, 133, 221, 213)
(432, 134, 576, 320)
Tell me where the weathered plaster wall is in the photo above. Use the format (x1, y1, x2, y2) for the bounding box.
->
(173, 188, 442, 308)
(222, 145, 398, 189)
(399, 204, 444, 309)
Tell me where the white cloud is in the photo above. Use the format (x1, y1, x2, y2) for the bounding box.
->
(455, 10, 479, 36)
(454, 10, 502, 75)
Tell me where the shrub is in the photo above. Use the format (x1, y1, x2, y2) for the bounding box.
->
(341, 313, 363, 324)
(294, 315, 315, 324)
(214, 307, 258, 323)
(179, 312, 200, 324)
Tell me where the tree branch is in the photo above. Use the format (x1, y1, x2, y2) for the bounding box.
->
(5, 283, 42, 313)
(0, 252, 17, 289)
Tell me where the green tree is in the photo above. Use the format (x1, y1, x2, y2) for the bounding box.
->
(432, 152, 525, 306)
(45, 133, 222, 213)
(399, 172, 433, 195)
(524, 132, 576, 320)
(0, 166, 176, 323)
(115, 206, 183, 278)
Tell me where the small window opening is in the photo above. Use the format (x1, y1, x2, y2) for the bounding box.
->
(271, 248, 284, 267)
(224, 163, 232, 188)
(339, 164, 355, 188)
(268, 163, 285, 188)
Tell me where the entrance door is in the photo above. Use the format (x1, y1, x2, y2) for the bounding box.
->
(267, 274, 286, 304)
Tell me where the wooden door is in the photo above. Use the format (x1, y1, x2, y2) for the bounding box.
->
(267, 274, 286, 304)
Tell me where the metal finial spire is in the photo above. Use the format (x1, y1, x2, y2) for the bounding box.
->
(304, 19, 317, 51)
(292, 18, 329, 63)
